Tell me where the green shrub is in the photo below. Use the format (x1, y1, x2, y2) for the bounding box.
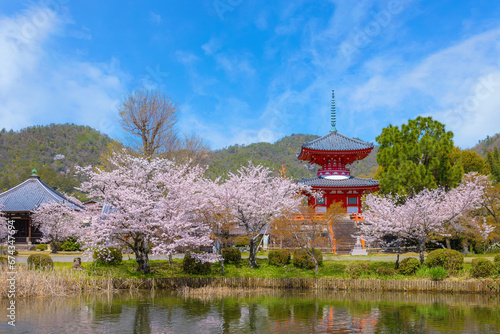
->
(494, 254, 500, 263)
(234, 236, 249, 247)
(0, 256, 7, 269)
(268, 249, 291, 266)
(471, 258, 496, 278)
(293, 248, 323, 269)
(183, 251, 211, 275)
(60, 238, 81, 251)
(397, 258, 420, 275)
(428, 266, 448, 281)
(346, 262, 371, 278)
(376, 266, 396, 276)
(27, 254, 53, 269)
(495, 262, 500, 275)
(93, 247, 123, 265)
(35, 244, 48, 251)
(425, 249, 464, 273)
(222, 247, 241, 265)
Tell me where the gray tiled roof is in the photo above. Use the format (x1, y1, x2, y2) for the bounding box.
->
(0, 177, 82, 212)
(301, 131, 374, 152)
(298, 176, 379, 188)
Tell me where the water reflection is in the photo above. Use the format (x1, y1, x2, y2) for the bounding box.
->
(1, 291, 499, 333)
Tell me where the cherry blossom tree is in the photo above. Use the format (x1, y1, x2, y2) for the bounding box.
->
(361, 172, 486, 264)
(474, 218, 495, 254)
(0, 207, 9, 249)
(195, 178, 239, 274)
(211, 164, 311, 268)
(31, 199, 83, 254)
(77, 151, 215, 274)
(360, 194, 411, 269)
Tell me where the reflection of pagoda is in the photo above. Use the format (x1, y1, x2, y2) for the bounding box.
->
(297, 90, 379, 213)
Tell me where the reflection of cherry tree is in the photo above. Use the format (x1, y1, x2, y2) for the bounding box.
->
(77, 152, 214, 274)
(31, 200, 82, 254)
(361, 172, 485, 263)
(210, 164, 311, 268)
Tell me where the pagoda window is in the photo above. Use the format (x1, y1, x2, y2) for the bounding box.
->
(317, 197, 325, 205)
(348, 197, 357, 205)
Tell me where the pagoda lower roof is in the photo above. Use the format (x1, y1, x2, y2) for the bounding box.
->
(298, 176, 379, 189)
(298, 131, 374, 157)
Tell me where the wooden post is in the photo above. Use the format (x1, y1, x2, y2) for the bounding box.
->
(28, 216, 32, 245)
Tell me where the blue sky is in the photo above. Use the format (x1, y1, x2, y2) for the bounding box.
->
(0, 0, 499, 149)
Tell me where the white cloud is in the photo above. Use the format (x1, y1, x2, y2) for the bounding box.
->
(178, 97, 282, 149)
(175, 51, 199, 65)
(0, 6, 126, 138)
(259, 0, 500, 147)
(345, 27, 500, 147)
(214, 53, 255, 81)
(201, 37, 221, 55)
(149, 11, 163, 25)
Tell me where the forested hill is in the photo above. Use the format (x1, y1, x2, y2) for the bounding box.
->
(0, 124, 114, 193)
(205, 133, 379, 180)
(472, 133, 500, 156)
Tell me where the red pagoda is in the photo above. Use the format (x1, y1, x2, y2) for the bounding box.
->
(297, 90, 379, 213)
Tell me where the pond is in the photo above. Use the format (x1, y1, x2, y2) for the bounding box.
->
(1, 290, 499, 333)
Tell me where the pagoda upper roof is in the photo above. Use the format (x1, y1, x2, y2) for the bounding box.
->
(0, 176, 83, 212)
(300, 131, 374, 153)
(298, 176, 379, 189)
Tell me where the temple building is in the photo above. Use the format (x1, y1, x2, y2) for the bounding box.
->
(0, 169, 82, 247)
(297, 90, 379, 213)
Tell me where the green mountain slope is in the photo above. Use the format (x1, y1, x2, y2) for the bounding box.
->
(0, 124, 115, 193)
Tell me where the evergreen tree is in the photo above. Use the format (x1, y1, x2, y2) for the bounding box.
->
(375, 116, 462, 196)
(486, 147, 500, 183)
(452, 148, 488, 175)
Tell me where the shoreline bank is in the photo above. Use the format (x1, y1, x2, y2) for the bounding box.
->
(110, 276, 500, 294)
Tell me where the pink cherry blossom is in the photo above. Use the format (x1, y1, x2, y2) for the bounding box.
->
(206, 163, 311, 268)
(77, 151, 216, 274)
(361, 172, 486, 263)
(31, 200, 83, 253)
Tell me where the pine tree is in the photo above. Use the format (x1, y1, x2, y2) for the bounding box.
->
(376, 116, 463, 196)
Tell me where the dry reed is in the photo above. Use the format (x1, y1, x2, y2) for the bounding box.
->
(0, 266, 111, 298)
(178, 286, 271, 301)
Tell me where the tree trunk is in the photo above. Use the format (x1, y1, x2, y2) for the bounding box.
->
(168, 253, 173, 265)
(248, 236, 260, 269)
(51, 240, 58, 254)
(419, 239, 426, 264)
(220, 258, 225, 275)
(134, 236, 150, 274)
(309, 248, 319, 275)
(445, 237, 451, 249)
(462, 239, 469, 255)
(394, 252, 400, 270)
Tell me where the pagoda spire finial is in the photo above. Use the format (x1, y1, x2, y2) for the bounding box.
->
(330, 89, 337, 132)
